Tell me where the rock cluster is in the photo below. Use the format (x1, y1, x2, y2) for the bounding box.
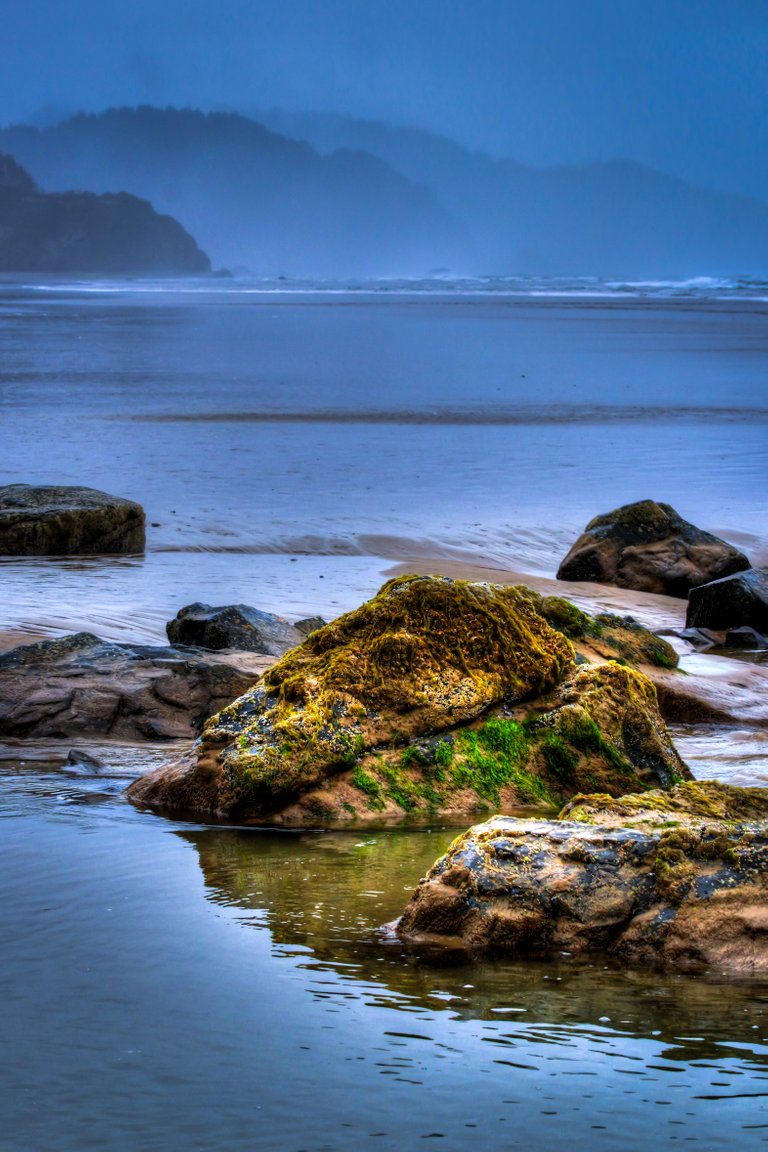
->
(396, 781, 768, 977)
(0, 484, 145, 556)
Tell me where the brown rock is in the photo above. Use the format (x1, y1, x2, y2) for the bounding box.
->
(396, 782, 768, 977)
(0, 633, 266, 740)
(557, 500, 749, 597)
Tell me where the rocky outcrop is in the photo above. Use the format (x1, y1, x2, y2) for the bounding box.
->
(128, 575, 688, 825)
(128, 575, 575, 819)
(557, 501, 750, 597)
(166, 602, 306, 655)
(687, 567, 768, 633)
(396, 782, 768, 977)
(0, 484, 146, 556)
(0, 633, 265, 740)
(0, 154, 210, 273)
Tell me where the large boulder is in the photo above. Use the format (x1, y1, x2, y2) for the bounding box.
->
(0, 484, 145, 555)
(556, 500, 749, 597)
(128, 575, 689, 825)
(0, 633, 264, 740)
(686, 567, 768, 633)
(167, 602, 306, 655)
(128, 575, 575, 820)
(396, 781, 768, 977)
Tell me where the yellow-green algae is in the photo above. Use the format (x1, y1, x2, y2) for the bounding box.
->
(524, 591, 679, 669)
(561, 780, 768, 829)
(201, 575, 574, 814)
(341, 661, 687, 818)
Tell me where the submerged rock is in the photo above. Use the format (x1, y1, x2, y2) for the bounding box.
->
(128, 575, 688, 824)
(0, 484, 145, 555)
(396, 782, 768, 977)
(128, 575, 574, 819)
(166, 602, 305, 655)
(557, 500, 749, 597)
(0, 633, 263, 740)
(687, 567, 768, 633)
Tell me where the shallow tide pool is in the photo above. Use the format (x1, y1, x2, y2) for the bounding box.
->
(1, 761, 766, 1152)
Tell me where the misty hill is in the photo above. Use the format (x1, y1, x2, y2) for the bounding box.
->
(0, 153, 209, 274)
(3, 106, 768, 277)
(0, 109, 465, 277)
(261, 109, 768, 278)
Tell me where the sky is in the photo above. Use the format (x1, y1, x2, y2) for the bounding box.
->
(2, 0, 767, 200)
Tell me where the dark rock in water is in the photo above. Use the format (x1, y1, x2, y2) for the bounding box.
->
(0, 633, 261, 740)
(65, 748, 104, 774)
(166, 602, 305, 655)
(725, 626, 768, 651)
(0, 484, 145, 555)
(294, 616, 328, 637)
(678, 626, 722, 651)
(0, 153, 210, 273)
(396, 782, 768, 977)
(687, 567, 768, 633)
(557, 500, 750, 597)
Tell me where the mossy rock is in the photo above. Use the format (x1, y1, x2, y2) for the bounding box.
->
(129, 575, 573, 819)
(561, 780, 768, 829)
(283, 661, 688, 824)
(526, 591, 679, 669)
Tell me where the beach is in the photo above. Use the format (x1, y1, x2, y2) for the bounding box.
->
(1, 277, 767, 1149)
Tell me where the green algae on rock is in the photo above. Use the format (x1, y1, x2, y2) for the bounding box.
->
(128, 575, 574, 819)
(560, 779, 768, 828)
(395, 781, 768, 977)
(316, 661, 689, 825)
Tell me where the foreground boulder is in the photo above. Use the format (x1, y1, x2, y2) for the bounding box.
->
(128, 575, 574, 819)
(167, 602, 307, 655)
(557, 500, 749, 597)
(128, 575, 688, 824)
(0, 484, 145, 555)
(0, 633, 262, 740)
(396, 781, 768, 977)
(687, 567, 768, 633)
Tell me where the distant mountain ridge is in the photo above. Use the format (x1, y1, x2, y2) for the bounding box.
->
(259, 108, 768, 278)
(2, 106, 767, 277)
(0, 108, 466, 277)
(0, 153, 210, 273)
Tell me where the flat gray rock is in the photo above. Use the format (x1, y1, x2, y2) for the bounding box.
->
(0, 632, 262, 740)
(0, 484, 145, 555)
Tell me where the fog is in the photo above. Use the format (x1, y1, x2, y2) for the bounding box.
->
(1, 1, 767, 277)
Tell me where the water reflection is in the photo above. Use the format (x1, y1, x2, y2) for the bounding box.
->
(180, 826, 768, 1073)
